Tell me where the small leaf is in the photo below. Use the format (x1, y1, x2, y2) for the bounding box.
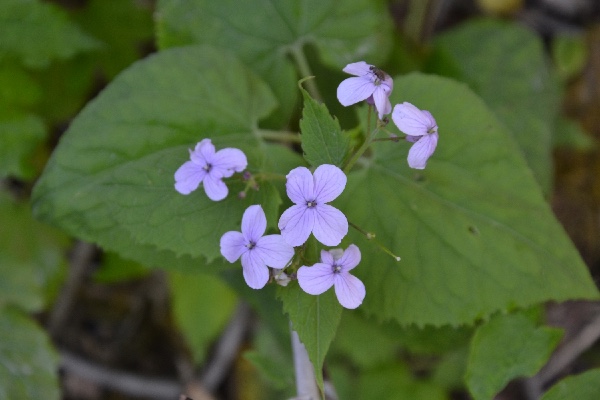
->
(299, 85, 350, 167)
(465, 312, 563, 400)
(0, 0, 100, 68)
(0, 114, 46, 180)
(540, 369, 600, 400)
(278, 283, 343, 392)
(169, 271, 237, 364)
(0, 307, 60, 399)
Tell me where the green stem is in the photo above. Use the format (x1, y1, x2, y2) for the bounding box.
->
(343, 121, 380, 173)
(256, 129, 301, 144)
(289, 44, 322, 102)
(349, 221, 402, 262)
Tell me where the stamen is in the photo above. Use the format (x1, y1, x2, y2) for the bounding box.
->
(306, 200, 317, 208)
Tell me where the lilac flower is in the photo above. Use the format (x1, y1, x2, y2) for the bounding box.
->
(297, 245, 365, 309)
(392, 102, 439, 170)
(337, 61, 393, 120)
(220, 205, 294, 289)
(174, 139, 247, 201)
(278, 164, 348, 247)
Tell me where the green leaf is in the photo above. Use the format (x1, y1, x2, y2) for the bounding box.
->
(0, 114, 46, 180)
(465, 313, 563, 400)
(0, 194, 69, 311)
(552, 34, 588, 82)
(0, 0, 100, 68)
(32, 45, 284, 271)
(169, 271, 237, 364)
(0, 307, 60, 399)
(432, 18, 560, 193)
(278, 282, 343, 392)
(540, 369, 600, 400)
(338, 73, 598, 326)
(0, 64, 42, 109)
(93, 252, 150, 283)
(156, 0, 393, 124)
(357, 363, 448, 400)
(299, 85, 350, 167)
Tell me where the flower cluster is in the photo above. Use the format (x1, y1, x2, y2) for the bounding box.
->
(338, 62, 439, 169)
(173, 60, 438, 310)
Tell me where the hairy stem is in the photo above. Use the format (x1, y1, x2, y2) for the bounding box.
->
(256, 129, 301, 144)
(343, 111, 380, 173)
(289, 44, 322, 102)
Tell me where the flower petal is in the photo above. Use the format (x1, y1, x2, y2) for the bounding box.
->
(334, 273, 365, 309)
(212, 148, 248, 176)
(220, 231, 247, 262)
(338, 244, 361, 271)
(254, 234, 294, 269)
(342, 61, 371, 76)
(286, 166, 314, 204)
(174, 161, 206, 195)
(408, 133, 438, 170)
(191, 139, 215, 164)
(203, 173, 228, 201)
(313, 164, 347, 203)
(372, 86, 392, 119)
(278, 205, 315, 247)
(313, 204, 348, 246)
(297, 263, 335, 295)
(337, 76, 375, 107)
(320, 249, 334, 265)
(392, 102, 436, 137)
(241, 205, 267, 243)
(241, 251, 270, 289)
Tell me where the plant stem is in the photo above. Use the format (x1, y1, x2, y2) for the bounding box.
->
(256, 129, 301, 144)
(343, 121, 380, 173)
(291, 327, 320, 399)
(289, 44, 322, 102)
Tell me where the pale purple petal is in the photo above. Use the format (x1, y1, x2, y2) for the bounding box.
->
(254, 235, 294, 269)
(241, 251, 270, 289)
(408, 133, 438, 170)
(337, 244, 361, 271)
(320, 249, 334, 265)
(241, 205, 266, 243)
(220, 231, 247, 263)
(372, 86, 392, 119)
(278, 205, 315, 247)
(202, 173, 228, 201)
(313, 204, 348, 246)
(334, 273, 365, 309)
(392, 102, 435, 136)
(337, 76, 376, 106)
(191, 139, 215, 164)
(174, 161, 206, 195)
(286, 167, 314, 204)
(313, 164, 346, 203)
(212, 148, 248, 176)
(297, 263, 335, 295)
(342, 61, 371, 76)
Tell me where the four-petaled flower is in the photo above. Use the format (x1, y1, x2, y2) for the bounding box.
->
(278, 164, 348, 247)
(297, 245, 365, 309)
(337, 61, 393, 120)
(174, 138, 247, 201)
(220, 205, 294, 290)
(392, 102, 439, 170)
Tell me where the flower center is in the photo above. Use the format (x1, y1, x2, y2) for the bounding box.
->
(203, 163, 212, 172)
(246, 241, 256, 250)
(332, 264, 342, 274)
(306, 200, 317, 208)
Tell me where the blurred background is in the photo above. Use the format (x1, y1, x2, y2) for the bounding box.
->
(2, 0, 600, 399)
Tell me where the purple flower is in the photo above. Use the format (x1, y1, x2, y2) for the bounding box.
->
(297, 245, 365, 309)
(278, 164, 348, 247)
(220, 205, 294, 289)
(174, 139, 247, 201)
(337, 61, 393, 120)
(392, 102, 439, 170)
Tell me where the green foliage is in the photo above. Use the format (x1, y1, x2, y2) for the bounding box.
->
(339, 73, 598, 326)
(540, 369, 600, 400)
(432, 19, 560, 193)
(0, 194, 68, 312)
(552, 34, 588, 82)
(278, 283, 342, 392)
(156, 0, 392, 124)
(93, 252, 150, 283)
(465, 312, 563, 400)
(32, 46, 285, 270)
(0, 0, 99, 69)
(0, 114, 45, 180)
(169, 272, 238, 364)
(300, 85, 350, 167)
(0, 307, 60, 399)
